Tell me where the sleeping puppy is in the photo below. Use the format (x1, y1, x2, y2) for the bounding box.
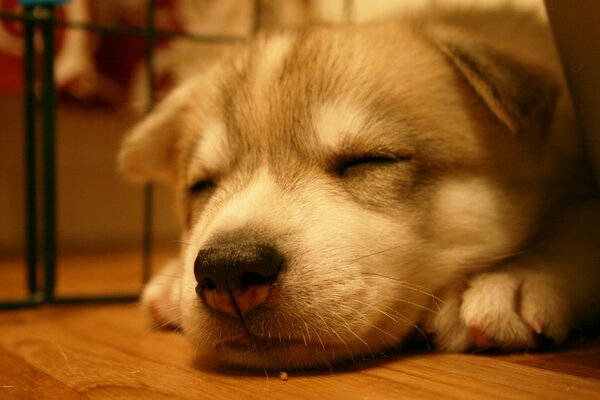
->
(118, 7, 600, 369)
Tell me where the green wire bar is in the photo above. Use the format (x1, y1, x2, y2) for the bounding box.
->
(23, 6, 37, 298)
(40, 4, 57, 301)
(142, 0, 157, 286)
(0, 5, 55, 310)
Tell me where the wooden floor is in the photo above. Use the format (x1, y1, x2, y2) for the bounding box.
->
(1, 251, 600, 400)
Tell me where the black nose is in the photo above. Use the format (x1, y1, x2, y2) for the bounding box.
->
(194, 242, 283, 293)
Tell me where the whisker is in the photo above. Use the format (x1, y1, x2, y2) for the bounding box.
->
(341, 318, 370, 348)
(361, 272, 445, 304)
(332, 302, 400, 341)
(360, 273, 429, 290)
(302, 320, 311, 346)
(349, 242, 411, 262)
(348, 298, 399, 323)
(344, 299, 423, 337)
(314, 331, 326, 351)
(466, 246, 537, 266)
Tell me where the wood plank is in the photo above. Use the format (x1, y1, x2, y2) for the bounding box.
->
(369, 354, 600, 400)
(0, 345, 86, 400)
(510, 342, 600, 380)
(1, 304, 599, 400)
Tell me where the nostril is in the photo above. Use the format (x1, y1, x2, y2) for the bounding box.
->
(200, 276, 217, 291)
(240, 271, 273, 290)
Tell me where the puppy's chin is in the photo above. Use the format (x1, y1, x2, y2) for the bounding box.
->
(196, 337, 380, 371)
(185, 315, 418, 370)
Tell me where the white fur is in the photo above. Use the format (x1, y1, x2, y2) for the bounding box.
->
(252, 35, 293, 104)
(313, 98, 370, 151)
(188, 119, 229, 183)
(198, 168, 276, 241)
(141, 259, 182, 328)
(430, 178, 518, 265)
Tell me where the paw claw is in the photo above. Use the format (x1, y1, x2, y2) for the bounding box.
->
(469, 326, 495, 349)
(530, 319, 543, 335)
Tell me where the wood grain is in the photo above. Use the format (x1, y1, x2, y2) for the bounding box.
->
(1, 252, 599, 399)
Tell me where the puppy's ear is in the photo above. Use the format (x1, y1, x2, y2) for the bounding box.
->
(118, 86, 190, 184)
(432, 30, 558, 133)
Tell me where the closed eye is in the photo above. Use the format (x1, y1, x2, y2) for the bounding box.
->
(188, 179, 216, 194)
(334, 154, 412, 176)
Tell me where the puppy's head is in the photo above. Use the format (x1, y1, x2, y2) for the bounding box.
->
(119, 20, 562, 369)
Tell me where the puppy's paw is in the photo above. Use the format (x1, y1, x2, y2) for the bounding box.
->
(431, 268, 571, 352)
(140, 259, 183, 329)
(461, 270, 570, 350)
(425, 283, 472, 352)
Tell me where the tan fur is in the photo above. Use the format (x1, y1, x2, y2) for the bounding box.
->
(119, 7, 600, 369)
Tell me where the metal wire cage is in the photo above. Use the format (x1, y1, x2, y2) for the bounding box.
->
(0, 0, 267, 309)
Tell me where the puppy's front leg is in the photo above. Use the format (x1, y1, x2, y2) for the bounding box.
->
(431, 199, 600, 352)
(140, 258, 183, 329)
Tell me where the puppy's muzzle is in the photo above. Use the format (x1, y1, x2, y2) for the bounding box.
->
(194, 241, 283, 317)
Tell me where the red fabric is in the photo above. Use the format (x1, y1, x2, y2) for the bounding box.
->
(0, 0, 180, 103)
(1, 0, 27, 94)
